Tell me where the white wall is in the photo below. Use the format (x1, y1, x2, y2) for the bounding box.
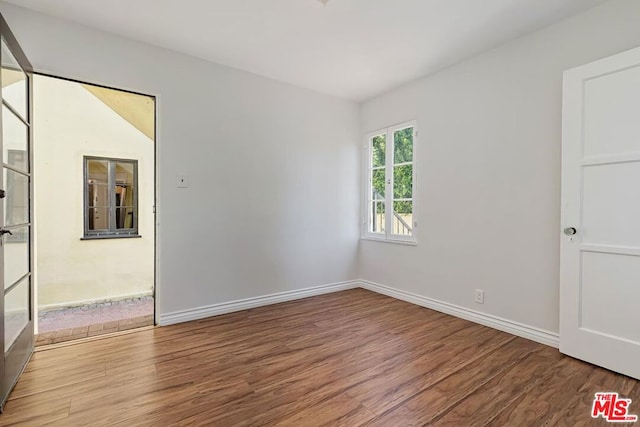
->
(0, 3, 360, 317)
(360, 0, 640, 334)
(34, 76, 154, 308)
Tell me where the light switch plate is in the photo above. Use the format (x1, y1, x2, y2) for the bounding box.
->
(177, 174, 189, 188)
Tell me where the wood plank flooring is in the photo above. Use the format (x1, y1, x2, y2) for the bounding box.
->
(1, 289, 637, 426)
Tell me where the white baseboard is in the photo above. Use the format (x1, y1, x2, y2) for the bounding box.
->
(158, 280, 359, 326)
(158, 278, 559, 349)
(359, 280, 559, 348)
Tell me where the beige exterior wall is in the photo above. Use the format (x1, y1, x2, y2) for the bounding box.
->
(33, 76, 154, 309)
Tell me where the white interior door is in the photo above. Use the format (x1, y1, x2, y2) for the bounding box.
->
(560, 46, 640, 380)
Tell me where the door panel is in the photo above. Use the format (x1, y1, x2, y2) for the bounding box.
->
(582, 163, 640, 247)
(583, 66, 640, 157)
(580, 251, 640, 343)
(0, 14, 33, 408)
(560, 47, 640, 380)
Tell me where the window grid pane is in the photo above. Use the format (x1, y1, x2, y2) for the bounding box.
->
(371, 168, 385, 200)
(116, 207, 135, 230)
(88, 207, 109, 231)
(393, 164, 413, 199)
(393, 127, 413, 164)
(87, 160, 108, 184)
(371, 134, 386, 167)
(392, 201, 413, 236)
(370, 201, 385, 233)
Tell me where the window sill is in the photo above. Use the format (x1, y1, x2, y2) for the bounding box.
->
(81, 234, 142, 241)
(361, 236, 418, 246)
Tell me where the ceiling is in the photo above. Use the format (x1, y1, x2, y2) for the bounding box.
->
(7, 0, 609, 102)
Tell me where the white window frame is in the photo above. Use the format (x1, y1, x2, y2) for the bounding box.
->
(362, 120, 417, 244)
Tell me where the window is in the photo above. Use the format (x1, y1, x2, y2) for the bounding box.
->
(84, 157, 139, 238)
(364, 121, 416, 243)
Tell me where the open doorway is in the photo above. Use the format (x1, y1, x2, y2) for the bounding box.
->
(32, 74, 156, 345)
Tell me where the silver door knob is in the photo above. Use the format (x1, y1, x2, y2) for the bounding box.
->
(563, 227, 577, 236)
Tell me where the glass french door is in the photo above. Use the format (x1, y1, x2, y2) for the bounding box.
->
(0, 14, 33, 409)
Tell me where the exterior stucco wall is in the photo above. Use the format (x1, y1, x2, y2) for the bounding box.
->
(34, 76, 154, 308)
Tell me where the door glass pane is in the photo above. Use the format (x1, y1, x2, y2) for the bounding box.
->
(392, 201, 413, 236)
(5, 278, 29, 351)
(1, 39, 27, 119)
(393, 164, 413, 199)
(4, 168, 28, 226)
(394, 127, 413, 164)
(371, 134, 386, 167)
(4, 225, 29, 289)
(370, 201, 385, 233)
(2, 106, 28, 171)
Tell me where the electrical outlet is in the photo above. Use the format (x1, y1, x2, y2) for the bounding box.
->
(475, 289, 485, 304)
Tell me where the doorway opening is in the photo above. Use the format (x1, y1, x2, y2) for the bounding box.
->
(32, 74, 156, 345)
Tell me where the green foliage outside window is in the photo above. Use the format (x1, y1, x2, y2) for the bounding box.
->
(371, 134, 386, 201)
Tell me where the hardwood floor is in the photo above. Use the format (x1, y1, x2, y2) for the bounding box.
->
(1, 289, 637, 426)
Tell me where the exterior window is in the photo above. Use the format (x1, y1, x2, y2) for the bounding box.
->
(84, 157, 139, 238)
(365, 121, 416, 242)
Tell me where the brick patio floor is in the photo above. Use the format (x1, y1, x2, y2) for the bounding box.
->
(36, 296, 154, 346)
